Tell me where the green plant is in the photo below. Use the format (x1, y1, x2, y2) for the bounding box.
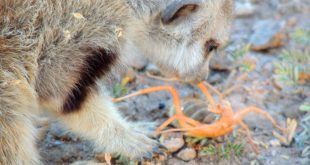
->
(112, 77, 130, 98)
(200, 144, 217, 156)
(300, 103, 310, 112)
(231, 44, 251, 62)
(277, 28, 310, 85)
(291, 28, 310, 45)
(294, 114, 310, 149)
(227, 142, 244, 158)
(219, 142, 244, 159)
(274, 49, 310, 85)
(186, 136, 209, 146)
(114, 154, 137, 165)
(231, 44, 256, 72)
(199, 141, 244, 159)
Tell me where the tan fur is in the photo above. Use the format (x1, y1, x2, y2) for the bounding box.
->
(0, 0, 232, 164)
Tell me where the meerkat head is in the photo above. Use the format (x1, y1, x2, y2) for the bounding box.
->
(123, 0, 233, 82)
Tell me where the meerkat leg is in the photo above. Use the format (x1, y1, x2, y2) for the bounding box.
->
(0, 77, 41, 165)
(58, 88, 162, 159)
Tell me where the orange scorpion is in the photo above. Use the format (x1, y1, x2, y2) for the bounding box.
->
(113, 82, 287, 152)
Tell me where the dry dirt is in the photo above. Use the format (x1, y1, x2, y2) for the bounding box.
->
(38, 0, 310, 164)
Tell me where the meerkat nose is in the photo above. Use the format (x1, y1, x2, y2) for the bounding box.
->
(205, 39, 220, 53)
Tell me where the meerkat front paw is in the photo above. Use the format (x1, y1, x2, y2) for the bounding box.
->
(102, 123, 165, 161)
(118, 130, 165, 160)
(130, 121, 158, 138)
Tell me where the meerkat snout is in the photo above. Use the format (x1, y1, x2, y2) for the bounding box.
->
(128, 0, 233, 82)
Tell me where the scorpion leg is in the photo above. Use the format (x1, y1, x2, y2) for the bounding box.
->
(237, 120, 259, 154)
(235, 106, 286, 133)
(156, 115, 201, 134)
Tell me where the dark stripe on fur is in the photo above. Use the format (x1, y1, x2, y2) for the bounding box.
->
(62, 47, 117, 113)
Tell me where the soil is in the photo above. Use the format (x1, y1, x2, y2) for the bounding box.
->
(38, 0, 310, 164)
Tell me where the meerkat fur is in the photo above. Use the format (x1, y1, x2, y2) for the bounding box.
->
(0, 0, 233, 164)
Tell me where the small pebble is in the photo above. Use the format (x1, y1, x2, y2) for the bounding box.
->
(162, 137, 184, 153)
(269, 139, 281, 147)
(160, 133, 185, 153)
(53, 140, 63, 146)
(71, 136, 79, 142)
(208, 73, 223, 84)
(209, 51, 234, 71)
(249, 19, 287, 51)
(176, 148, 197, 161)
(250, 160, 260, 165)
(235, 2, 256, 17)
(247, 152, 257, 161)
(271, 150, 277, 157)
(156, 152, 168, 161)
(301, 146, 310, 158)
(95, 153, 105, 162)
(280, 155, 290, 160)
(142, 162, 155, 165)
(47, 143, 54, 148)
(272, 76, 286, 90)
(71, 160, 107, 165)
(286, 17, 297, 27)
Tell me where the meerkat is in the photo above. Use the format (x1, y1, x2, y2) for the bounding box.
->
(0, 0, 233, 164)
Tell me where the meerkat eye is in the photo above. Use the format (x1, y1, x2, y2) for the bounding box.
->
(205, 39, 220, 53)
(161, 0, 201, 24)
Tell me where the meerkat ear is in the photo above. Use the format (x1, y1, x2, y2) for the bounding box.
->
(161, 0, 201, 24)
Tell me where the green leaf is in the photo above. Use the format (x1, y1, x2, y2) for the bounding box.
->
(294, 66, 300, 82)
(112, 84, 128, 98)
(231, 44, 251, 61)
(291, 28, 310, 45)
(200, 145, 217, 156)
(300, 104, 310, 112)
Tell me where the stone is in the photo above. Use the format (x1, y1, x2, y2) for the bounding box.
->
(235, 2, 256, 17)
(271, 150, 277, 157)
(269, 139, 281, 147)
(301, 146, 310, 158)
(272, 76, 286, 90)
(167, 158, 198, 165)
(208, 73, 224, 84)
(142, 162, 155, 165)
(176, 148, 197, 161)
(71, 160, 107, 165)
(95, 153, 106, 163)
(249, 20, 287, 51)
(160, 133, 185, 153)
(210, 51, 234, 71)
(247, 152, 257, 161)
(157, 153, 168, 162)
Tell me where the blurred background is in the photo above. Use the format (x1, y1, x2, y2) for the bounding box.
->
(39, 1, 310, 164)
